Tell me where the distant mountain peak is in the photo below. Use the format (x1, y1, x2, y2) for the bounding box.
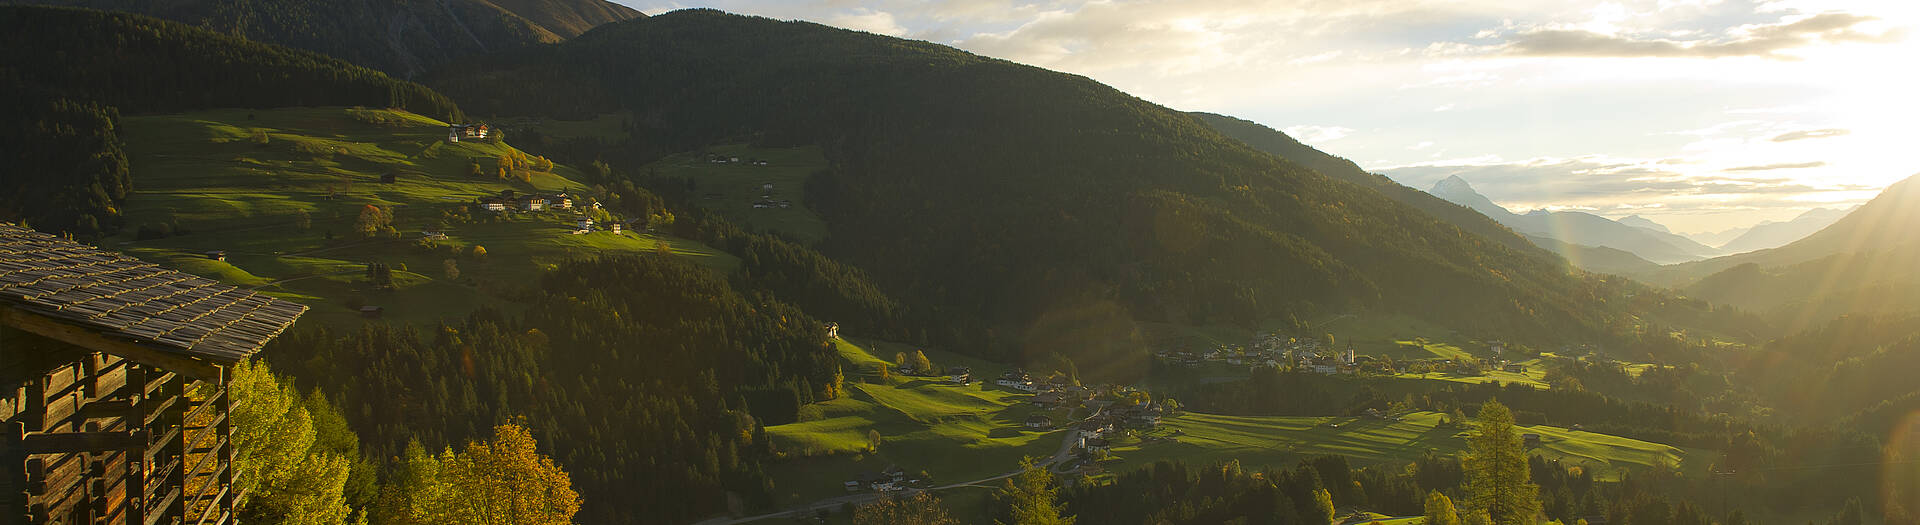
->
(1433, 174, 1473, 191)
(1426, 175, 1516, 220)
(1618, 215, 1672, 234)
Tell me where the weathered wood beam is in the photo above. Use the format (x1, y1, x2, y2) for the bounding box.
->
(20, 431, 143, 454)
(0, 307, 226, 382)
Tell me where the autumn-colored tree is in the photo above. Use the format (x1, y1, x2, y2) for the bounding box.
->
(855, 493, 958, 525)
(470, 245, 487, 259)
(1425, 490, 1460, 525)
(228, 360, 354, 525)
(1464, 400, 1539, 525)
(1310, 488, 1335, 525)
(354, 205, 388, 238)
(910, 350, 935, 375)
(998, 457, 1074, 525)
(894, 352, 909, 369)
(377, 424, 580, 525)
(867, 429, 883, 451)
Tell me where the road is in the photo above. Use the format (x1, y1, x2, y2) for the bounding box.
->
(690, 408, 1098, 525)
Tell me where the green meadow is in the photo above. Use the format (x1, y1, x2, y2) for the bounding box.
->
(764, 338, 1069, 505)
(105, 107, 734, 329)
(1096, 410, 1704, 482)
(637, 143, 832, 244)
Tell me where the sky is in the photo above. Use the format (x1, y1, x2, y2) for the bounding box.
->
(616, 0, 1919, 233)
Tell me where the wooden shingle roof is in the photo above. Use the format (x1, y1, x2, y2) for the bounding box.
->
(0, 223, 305, 364)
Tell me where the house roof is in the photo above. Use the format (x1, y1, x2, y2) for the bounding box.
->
(0, 223, 306, 364)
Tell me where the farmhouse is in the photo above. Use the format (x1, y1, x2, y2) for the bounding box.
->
(946, 366, 971, 384)
(0, 223, 308, 525)
(204, 250, 226, 261)
(478, 197, 508, 212)
(575, 217, 594, 231)
(518, 195, 545, 212)
(824, 322, 840, 339)
(1031, 392, 1063, 408)
(547, 194, 573, 209)
(1025, 415, 1053, 429)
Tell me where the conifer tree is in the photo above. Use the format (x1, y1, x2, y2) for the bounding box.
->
(1464, 400, 1540, 525)
(999, 457, 1074, 525)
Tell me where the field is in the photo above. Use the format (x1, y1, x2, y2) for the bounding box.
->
(763, 338, 1069, 506)
(1096, 410, 1705, 482)
(637, 143, 832, 244)
(105, 107, 735, 328)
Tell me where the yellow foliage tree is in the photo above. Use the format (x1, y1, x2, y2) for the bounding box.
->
(376, 424, 580, 525)
(228, 360, 355, 525)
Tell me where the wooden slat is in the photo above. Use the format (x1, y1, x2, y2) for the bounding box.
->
(190, 483, 230, 525)
(181, 437, 225, 488)
(144, 486, 180, 525)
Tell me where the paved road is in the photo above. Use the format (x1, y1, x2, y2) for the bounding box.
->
(690, 409, 1098, 525)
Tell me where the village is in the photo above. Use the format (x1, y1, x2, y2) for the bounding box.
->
(1155, 330, 1539, 378)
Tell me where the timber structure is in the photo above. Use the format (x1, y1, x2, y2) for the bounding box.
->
(0, 224, 306, 525)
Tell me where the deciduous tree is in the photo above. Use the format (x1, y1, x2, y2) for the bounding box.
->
(1425, 490, 1460, 525)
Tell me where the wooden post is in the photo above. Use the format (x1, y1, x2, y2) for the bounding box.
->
(3, 422, 27, 525)
(124, 364, 145, 525)
(165, 373, 186, 522)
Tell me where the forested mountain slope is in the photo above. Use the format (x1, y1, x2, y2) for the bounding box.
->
(0, 5, 462, 237)
(1189, 112, 1541, 255)
(0, 0, 642, 77)
(432, 9, 1735, 369)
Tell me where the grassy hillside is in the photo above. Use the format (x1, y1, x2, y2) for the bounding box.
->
(106, 107, 734, 328)
(1100, 411, 1702, 482)
(637, 143, 832, 244)
(765, 338, 1066, 504)
(1, 0, 642, 77)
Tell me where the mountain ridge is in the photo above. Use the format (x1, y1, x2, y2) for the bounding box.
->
(428, 9, 1724, 359)
(1425, 176, 1723, 265)
(0, 0, 642, 77)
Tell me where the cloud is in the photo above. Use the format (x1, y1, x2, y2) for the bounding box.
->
(1770, 128, 1851, 141)
(1486, 12, 1902, 59)
(1282, 125, 1355, 144)
(1725, 161, 1827, 171)
(1380, 155, 1870, 216)
(828, 8, 908, 36)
